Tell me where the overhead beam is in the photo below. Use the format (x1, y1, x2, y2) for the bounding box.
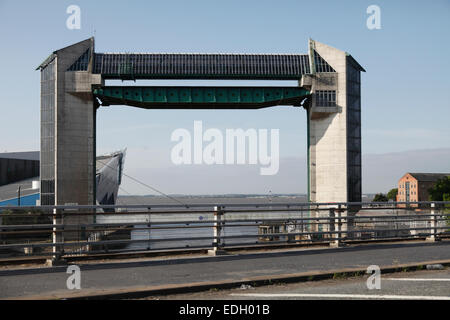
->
(93, 86, 310, 109)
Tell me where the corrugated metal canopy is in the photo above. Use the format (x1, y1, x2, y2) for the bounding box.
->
(93, 53, 311, 80)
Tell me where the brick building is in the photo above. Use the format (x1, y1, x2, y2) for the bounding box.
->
(397, 173, 450, 203)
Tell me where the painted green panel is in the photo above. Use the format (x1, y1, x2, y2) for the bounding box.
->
(192, 88, 204, 102)
(167, 88, 179, 103)
(216, 88, 228, 103)
(283, 88, 297, 99)
(240, 88, 253, 103)
(178, 88, 191, 102)
(128, 88, 142, 102)
(106, 87, 123, 99)
(123, 88, 132, 101)
(252, 88, 264, 103)
(142, 88, 154, 102)
(228, 88, 240, 102)
(271, 88, 283, 100)
(263, 88, 277, 102)
(154, 88, 167, 102)
(203, 88, 216, 103)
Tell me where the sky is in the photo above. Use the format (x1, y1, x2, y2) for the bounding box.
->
(0, 0, 449, 195)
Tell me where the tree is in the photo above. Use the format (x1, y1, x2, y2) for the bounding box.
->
(428, 177, 450, 228)
(428, 176, 450, 201)
(444, 194, 450, 226)
(373, 193, 388, 202)
(387, 188, 398, 201)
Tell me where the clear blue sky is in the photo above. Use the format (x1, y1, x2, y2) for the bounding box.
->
(0, 0, 449, 194)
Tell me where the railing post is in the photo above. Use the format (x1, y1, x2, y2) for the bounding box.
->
(208, 205, 227, 256)
(52, 208, 58, 260)
(330, 207, 342, 248)
(328, 207, 335, 240)
(426, 203, 440, 242)
(47, 208, 66, 266)
(338, 204, 345, 239)
(147, 207, 151, 251)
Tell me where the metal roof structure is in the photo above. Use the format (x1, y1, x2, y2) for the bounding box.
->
(408, 173, 450, 182)
(92, 53, 312, 80)
(0, 151, 39, 161)
(0, 177, 38, 202)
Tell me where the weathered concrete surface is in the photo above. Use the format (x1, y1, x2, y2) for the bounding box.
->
(55, 38, 102, 206)
(307, 40, 362, 204)
(0, 241, 449, 299)
(39, 38, 102, 207)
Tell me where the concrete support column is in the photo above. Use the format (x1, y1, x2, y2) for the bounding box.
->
(208, 206, 227, 256)
(329, 207, 343, 247)
(304, 40, 363, 206)
(47, 208, 66, 266)
(39, 37, 102, 214)
(426, 203, 440, 242)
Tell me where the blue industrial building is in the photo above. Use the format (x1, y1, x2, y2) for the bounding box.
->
(0, 150, 125, 207)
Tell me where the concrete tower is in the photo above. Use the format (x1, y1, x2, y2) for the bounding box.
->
(302, 40, 365, 204)
(37, 38, 102, 206)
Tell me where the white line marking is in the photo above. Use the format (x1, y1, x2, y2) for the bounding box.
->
(384, 278, 450, 282)
(230, 293, 450, 300)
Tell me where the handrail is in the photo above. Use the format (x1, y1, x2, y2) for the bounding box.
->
(0, 201, 448, 261)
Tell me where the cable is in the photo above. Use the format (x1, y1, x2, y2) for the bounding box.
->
(96, 157, 189, 207)
(117, 183, 146, 206)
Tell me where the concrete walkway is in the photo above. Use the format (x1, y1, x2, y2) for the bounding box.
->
(0, 240, 449, 299)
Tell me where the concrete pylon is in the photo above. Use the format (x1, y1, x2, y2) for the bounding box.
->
(301, 39, 364, 205)
(301, 40, 364, 238)
(37, 38, 103, 206)
(37, 38, 103, 246)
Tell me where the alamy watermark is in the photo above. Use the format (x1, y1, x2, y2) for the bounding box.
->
(170, 121, 280, 175)
(366, 265, 381, 290)
(66, 265, 81, 290)
(366, 5, 381, 30)
(66, 5, 81, 30)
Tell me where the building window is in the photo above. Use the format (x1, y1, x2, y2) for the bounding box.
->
(315, 90, 336, 107)
(313, 50, 336, 73)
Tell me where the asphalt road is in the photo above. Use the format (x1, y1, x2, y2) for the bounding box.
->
(149, 268, 450, 300)
(0, 240, 449, 299)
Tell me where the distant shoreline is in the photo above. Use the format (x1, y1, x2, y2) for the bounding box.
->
(119, 194, 307, 198)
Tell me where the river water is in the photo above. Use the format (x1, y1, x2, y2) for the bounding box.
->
(95, 195, 443, 251)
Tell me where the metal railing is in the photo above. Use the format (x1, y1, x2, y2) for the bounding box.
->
(0, 201, 449, 261)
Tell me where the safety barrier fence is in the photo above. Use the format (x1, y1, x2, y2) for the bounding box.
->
(0, 201, 449, 261)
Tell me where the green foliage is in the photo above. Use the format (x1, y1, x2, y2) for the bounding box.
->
(387, 188, 398, 201)
(428, 176, 450, 201)
(444, 194, 450, 226)
(373, 193, 388, 202)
